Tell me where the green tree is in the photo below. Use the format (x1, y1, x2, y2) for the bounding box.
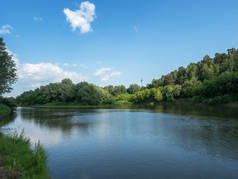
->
(113, 85, 127, 96)
(0, 37, 17, 95)
(59, 79, 74, 102)
(103, 85, 114, 95)
(127, 84, 140, 94)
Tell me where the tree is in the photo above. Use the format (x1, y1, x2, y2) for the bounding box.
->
(127, 84, 140, 94)
(112, 85, 127, 95)
(103, 85, 114, 95)
(59, 79, 74, 102)
(0, 37, 17, 95)
(75, 83, 111, 105)
(176, 67, 186, 84)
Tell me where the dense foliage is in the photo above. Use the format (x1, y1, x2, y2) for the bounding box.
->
(16, 79, 114, 106)
(0, 103, 11, 117)
(145, 48, 238, 104)
(192, 72, 238, 104)
(16, 48, 238, 106)
(149, 48, 238, 88)
(0, 37, 17, 95)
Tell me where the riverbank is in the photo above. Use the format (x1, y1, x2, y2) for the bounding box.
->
(31, 102, 132, 109)
(29, 100, 238, 109)
(0, 104, 11, 119)
(0, 106, 51, 179)
(0, 132, 51, 179)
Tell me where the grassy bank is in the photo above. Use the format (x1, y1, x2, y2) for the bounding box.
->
(31, 101, 132, 109)
(29, 99, 238, 109)
(0, 132, 50, 179)
(0, 104, 11, 118)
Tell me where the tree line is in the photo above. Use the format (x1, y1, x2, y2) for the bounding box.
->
(146, 48, 238, 104)
(16, 80, 144, 106)
(17, 48, 238, 106)
(0, 36, 238, 106)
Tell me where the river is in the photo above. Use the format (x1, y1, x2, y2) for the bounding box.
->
(2, 105, 238, 179)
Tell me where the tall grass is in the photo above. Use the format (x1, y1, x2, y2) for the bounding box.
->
(0, 131, 50, 179)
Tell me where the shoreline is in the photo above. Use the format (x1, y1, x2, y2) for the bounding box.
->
(0, 132, 51, 179)
(0, 106, 51, 179)
(19, 100, 238, 110)
(0, 104, 11, 120)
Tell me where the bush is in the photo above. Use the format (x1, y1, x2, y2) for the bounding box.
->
(130, 88, 163, 104)
(0, 104, 11, 116)
(0, 97, 17, 109)
(202, 94, 234, 104)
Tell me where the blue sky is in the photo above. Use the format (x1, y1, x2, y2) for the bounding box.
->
(1, 0, 238, 96)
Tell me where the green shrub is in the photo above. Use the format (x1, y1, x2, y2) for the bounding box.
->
(0, 104, 11, 116)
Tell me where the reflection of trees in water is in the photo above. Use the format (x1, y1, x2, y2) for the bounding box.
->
(150, 114, 238, 161)
(18, 107, 238, 161)
(150, 103, 238, 119)
(19, 108, 91, 133)
(0, 111, 17, 127)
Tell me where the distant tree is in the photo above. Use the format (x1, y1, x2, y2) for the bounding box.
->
(0, 37, 17, 95)
(103, 85, 114, 95)
(59, 79, 74, 102)
(127, 84, 140, 94)
(176, 67, 186, 85)
(150, 79, 160, 88)
(75, 83, 111, 105)
(112, 85, 127, 96)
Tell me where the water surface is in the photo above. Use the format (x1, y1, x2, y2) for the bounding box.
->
(2, 106, 238, 179)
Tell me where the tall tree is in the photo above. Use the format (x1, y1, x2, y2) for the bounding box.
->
(127, 84, 140, 94)
(0, 37, 17, 95)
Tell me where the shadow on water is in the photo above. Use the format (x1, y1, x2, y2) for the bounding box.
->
(142, 104, 238, 161)
(19, 107, 93, 132)
(0, 110, 17, 127)
(147, 103, 238, 119)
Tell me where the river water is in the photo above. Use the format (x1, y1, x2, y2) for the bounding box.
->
(2, 105, 238, 179)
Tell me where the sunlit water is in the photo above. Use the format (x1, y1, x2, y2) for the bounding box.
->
(2, 105, 238, 179)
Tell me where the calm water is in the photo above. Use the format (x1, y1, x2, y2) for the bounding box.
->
(2, 105, 238, 179)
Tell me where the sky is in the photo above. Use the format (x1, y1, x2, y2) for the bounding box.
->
(1, 0, 238, 97)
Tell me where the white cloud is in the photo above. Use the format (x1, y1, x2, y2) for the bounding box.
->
(33, 16, 43, 22)
(63, 1, 96, 34)
(101, 71, 121, 81)
(61, 63, 88, 69)
(94, 67, 112, 76)
(5, 53, 88, 96)
(0, 24, 13, 35)
(17, 62, 88, 85)
(94, 67, 122, 81)
(31, 83, 42, 88)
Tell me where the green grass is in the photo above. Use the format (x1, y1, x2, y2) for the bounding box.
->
(0, 132, 50, 179)
(0, 104, 11, 117)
